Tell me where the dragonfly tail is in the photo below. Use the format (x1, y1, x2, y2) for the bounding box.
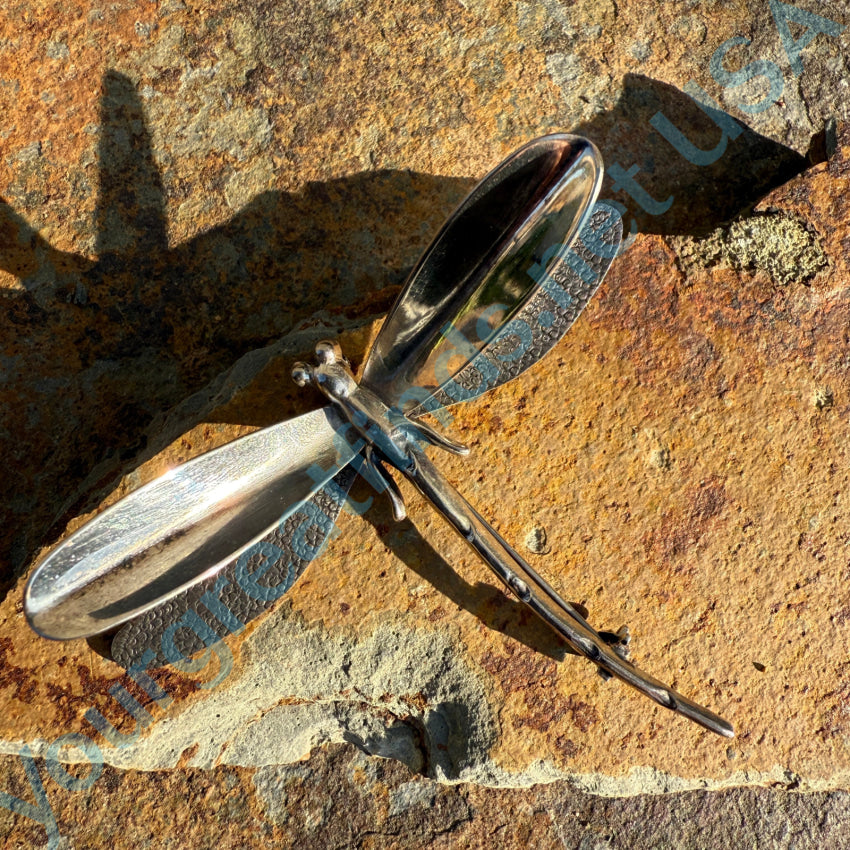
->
(404, 448, 734, 738)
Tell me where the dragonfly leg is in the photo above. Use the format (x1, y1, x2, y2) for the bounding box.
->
(595, 625, 632, 678)
(364, 445, 407, 522)
(599, 624, 631, 656)
(406, 415, 470, 457)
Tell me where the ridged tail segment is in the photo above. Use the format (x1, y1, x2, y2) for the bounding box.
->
(404, 448, 734, 738)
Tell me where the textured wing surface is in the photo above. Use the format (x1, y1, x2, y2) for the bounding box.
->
(109, 466, 358, 668)
(409, 205, 623, 415)
(25, 406, 355, 640)
(360, 135, 603, 411)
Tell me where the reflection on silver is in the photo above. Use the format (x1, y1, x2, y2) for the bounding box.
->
(25, 407, 353, 639)
(25, 134, 734, 738)
(362, 136, 601, 408)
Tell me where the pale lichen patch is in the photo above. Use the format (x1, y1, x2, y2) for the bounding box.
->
(673, 211, 828, 286)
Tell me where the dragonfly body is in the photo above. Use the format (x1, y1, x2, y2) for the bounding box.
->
(284, 336, 735, 738)
(24, 134, 734, 738)
(292, 340, 469, 496)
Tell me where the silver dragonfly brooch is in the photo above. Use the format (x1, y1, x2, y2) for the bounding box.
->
(24, 134, 734, 738)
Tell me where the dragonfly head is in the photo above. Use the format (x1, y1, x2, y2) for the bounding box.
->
(292, 340, 357, 402)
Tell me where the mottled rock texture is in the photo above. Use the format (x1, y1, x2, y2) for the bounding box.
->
(1, 0, 849, 846)
(3, 743, 850, 849)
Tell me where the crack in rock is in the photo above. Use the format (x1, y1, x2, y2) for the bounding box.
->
(52, 607, 500, 783)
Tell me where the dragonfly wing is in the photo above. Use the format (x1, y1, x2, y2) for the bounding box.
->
(25, 406, 356, 640)
(109, 465, 358, 668)
(409, 204, 623, 415)
(360, 134, 604, 411)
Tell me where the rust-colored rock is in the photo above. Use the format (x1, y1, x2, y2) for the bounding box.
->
(1, 0, 849, 846)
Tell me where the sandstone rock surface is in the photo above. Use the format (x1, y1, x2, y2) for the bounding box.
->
(1, 0, 849, 846)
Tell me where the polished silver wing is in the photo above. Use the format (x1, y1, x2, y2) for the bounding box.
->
(25, 407, 355, 640)
(108, 465, 358, 668)
(360, 134, 613, 413)
(409, 204, 622, 416)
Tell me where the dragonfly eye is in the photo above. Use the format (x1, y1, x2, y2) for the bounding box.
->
(315, 340, 340, 365)
(291, 362, 313, 387)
